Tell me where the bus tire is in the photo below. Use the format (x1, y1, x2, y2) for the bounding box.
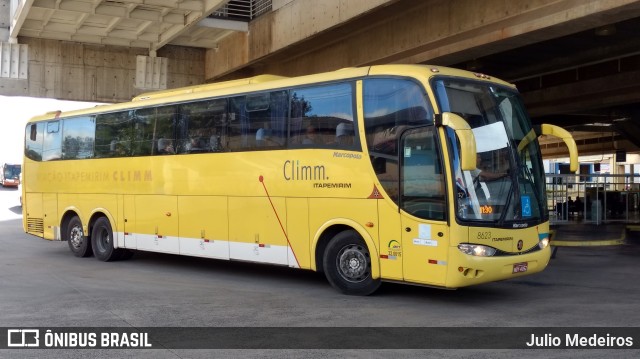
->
(91, 217, 121, 262)
(323, 230, 381, 295)
(67, 216, 92, 257)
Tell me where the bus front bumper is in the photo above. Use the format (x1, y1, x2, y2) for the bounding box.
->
(3, 180, 19, 187)
(445, 245, 552, 288)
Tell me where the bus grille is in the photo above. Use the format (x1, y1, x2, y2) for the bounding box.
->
(27, 218, 44, 234)
(494, 243, 541, 256)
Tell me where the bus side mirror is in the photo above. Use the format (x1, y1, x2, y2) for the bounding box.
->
(518, 124, 578, 172)
(435, 113, 477, 171)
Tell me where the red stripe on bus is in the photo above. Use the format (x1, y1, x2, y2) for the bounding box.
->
(259, 175, 300, 267)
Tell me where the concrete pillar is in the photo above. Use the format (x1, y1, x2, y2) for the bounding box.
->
(0, 38, 206, 102)
(0, 0, 9, 42)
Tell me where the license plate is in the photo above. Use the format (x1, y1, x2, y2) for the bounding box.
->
(513, 262, 528, 273)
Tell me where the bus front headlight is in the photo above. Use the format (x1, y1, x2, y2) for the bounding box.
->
(458, 244, 497, 257)
(539, 238, 550, 249)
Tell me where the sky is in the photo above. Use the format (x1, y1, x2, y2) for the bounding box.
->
(0, 96, 104, 165)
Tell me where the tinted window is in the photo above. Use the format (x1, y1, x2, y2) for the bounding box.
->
(131, 107, 156, 156)
(25, 123, 44, 161)
(178, 98, 228, 153)
(289, 83, 358, 150)
(228, 96, 250, 151)
(43, 120, 62, 161)
(401, 126, 445, 220)
(151, 105, 177, 155)
(95, 111, 132, 157)
(364, 79, 432, 156)
(364, 79, 433, 203)
(94, 107, 177, 157)
(62, 116, 95, 159)
(228, 90, 288, 151)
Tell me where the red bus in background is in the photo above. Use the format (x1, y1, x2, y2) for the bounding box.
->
(1, 163, 21, 187)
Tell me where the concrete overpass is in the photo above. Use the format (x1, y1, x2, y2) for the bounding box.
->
(2, 0, 640, 158)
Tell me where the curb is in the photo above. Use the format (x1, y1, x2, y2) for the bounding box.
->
(549, 228, 626, 247)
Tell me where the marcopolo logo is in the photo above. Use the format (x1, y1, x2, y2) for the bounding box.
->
(7, 329, 40, 347)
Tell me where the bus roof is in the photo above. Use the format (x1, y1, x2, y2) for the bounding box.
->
(131, 74, 289, 102)
(26, 64, 514, 123)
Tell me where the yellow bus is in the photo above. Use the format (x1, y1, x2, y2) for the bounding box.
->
(22, 65, 577, 295)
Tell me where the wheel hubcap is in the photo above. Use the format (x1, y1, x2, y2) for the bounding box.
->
(69, 226, 83, 249)
(97, 228, 110, 252)
(337, 244, 370, 283)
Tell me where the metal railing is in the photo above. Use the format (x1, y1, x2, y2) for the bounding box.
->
(546, 173, 640, 224)
(212, 0, 272, 21)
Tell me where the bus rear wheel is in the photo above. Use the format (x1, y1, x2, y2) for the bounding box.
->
(67, 216, 92, 257)
(91, 217, 126, 262)
(323, 230, 381, 295)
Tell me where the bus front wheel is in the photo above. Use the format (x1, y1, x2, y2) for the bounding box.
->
(91, 217, 126, 262)
(323, 230, 381, 295)
(67, 216, 92, 257)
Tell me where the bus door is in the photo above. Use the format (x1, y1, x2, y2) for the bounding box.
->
(400, 214, 448, 286)
(399, 126, 449, 286)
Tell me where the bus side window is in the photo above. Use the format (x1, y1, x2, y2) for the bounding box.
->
(400, 126, 446, 220)
(126, 107, 155, 156)
(61, 116, 96, 159)
(151, 105, 177, 155)
(177, 98, 228, 154)
(254, 90, 287, 149)
(334, 122, 355, 147)
(25, 123, 44, 161)
(364, 78, 432, 156)
(30, 124, 37, 141)
(364, 78, 433, 204)
(42, 120, 62, 161)
(289, 83, 356, 150)
(228, 96, 249, 151)
(95, 111, 133, 158)
(255, 123, 271, 147)
(266, 90, 287, 148)
(229, 92, 288, 152)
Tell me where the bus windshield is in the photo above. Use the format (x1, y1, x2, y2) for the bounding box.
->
(3, 164, 21, 179)
(434, 78, 547, 225)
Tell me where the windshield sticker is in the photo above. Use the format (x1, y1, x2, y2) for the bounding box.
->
(471, 122, 509, 152)
(521, 195, 532, 217)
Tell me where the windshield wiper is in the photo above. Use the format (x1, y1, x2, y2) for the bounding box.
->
(502, 141, 522, 223)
